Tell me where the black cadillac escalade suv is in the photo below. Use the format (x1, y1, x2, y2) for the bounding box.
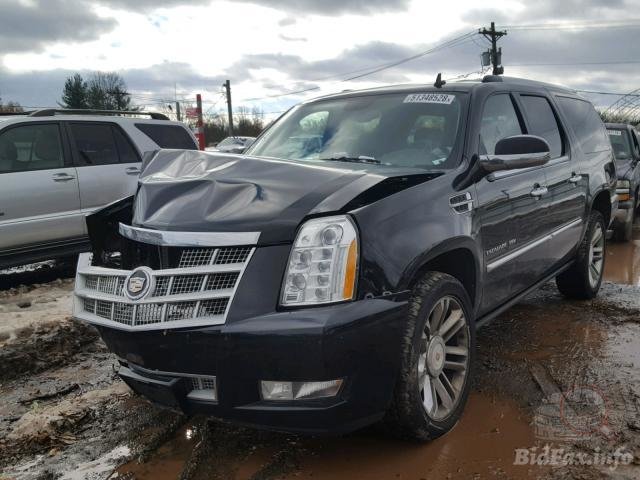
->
(73, 76, 616, 440)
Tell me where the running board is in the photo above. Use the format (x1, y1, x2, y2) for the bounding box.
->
(475, 261, 573, 329)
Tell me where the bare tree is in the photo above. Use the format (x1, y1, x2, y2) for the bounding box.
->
(60, 72, 136, 111)
(0, 95, 23, 113)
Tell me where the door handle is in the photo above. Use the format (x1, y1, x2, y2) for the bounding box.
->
(125, 167, 141, 175)
(530, 186, 548, 198)
(568, 174, 582, 184)
(52, 173, 75, 182)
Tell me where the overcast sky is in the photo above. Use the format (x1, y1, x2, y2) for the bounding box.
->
(1, 0, 639, 118)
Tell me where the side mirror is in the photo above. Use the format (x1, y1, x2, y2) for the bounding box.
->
(479, 135, 551, 173)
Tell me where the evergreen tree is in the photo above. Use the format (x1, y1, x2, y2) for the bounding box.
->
(60, 72, 135, 111)
(60, 74, 88, 109)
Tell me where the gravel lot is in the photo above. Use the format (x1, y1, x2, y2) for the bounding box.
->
(1, 230, 639, 480)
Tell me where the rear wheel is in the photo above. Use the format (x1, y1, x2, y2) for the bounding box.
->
(384, 272, 475, 441)
(556, 211, 606, 299)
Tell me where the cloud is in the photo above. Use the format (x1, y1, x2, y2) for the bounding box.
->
(94, 0, 211, 11)
(0, 0, 116, 55)
(0, 62, 224, 109)
(279, 34, 308, 42)
(243, 0, 411, 14)
(463, 0, 632, 24)
(95, 0, 410, 15)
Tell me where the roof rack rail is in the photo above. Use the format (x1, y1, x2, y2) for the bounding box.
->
(28, 109, 170, 121)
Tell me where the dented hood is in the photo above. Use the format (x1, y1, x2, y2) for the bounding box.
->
(133, 150, 436, 244)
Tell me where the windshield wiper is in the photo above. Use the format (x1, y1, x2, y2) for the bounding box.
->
(319, 154, 380, 164)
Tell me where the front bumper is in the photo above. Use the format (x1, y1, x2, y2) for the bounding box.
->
(97, 297, 407, 434)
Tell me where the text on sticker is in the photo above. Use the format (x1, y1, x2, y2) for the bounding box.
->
(608, 130, 622, 136)
(404, 93, 455, 105)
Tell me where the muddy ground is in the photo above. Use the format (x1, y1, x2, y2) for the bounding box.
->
(1, 229, 640, 480)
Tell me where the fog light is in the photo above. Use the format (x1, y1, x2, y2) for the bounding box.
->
(260, 379, 343, 401)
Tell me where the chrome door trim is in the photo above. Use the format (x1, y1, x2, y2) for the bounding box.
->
(118, 223, 261, 247)
(486, 217, 582, 273)
(487, 155, 569, 182)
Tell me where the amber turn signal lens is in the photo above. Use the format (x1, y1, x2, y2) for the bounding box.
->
(343, 239, 358, 300)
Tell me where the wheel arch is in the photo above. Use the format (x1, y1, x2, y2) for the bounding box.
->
(400, 237, 482, 311)
(590, 188, 612, 227)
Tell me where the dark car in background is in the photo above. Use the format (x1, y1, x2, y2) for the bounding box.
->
(74, 76, 615, 440)
(606, 123, 640, 241)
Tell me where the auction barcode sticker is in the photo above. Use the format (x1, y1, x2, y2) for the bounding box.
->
(608, 130, 622, 136)
(404, 93, 455, 104)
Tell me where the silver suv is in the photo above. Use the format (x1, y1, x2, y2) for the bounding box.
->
(0, 109, 198, 268)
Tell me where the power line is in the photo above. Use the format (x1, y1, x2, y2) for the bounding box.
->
(237, 30, 479, 103)
(511, 60, 640, 67)
(501, 19, 640, 30)
(342, 31, 478, 82)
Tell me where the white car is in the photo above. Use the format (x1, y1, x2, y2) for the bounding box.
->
(208, 136, 256, 154)
(0, 109, 199, 268)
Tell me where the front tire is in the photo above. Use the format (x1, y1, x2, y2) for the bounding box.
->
(556, 211, 606, 299)
(384, 272, 475, 441)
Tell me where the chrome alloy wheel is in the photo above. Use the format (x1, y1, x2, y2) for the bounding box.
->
(417, 296, 470, 421)
(588, 223, 604, 288)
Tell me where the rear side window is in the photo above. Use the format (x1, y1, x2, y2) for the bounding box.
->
(556, 97, 610, 154)
(519, 95, 563, 158)
(632, 130, 640, 157)
(479, 94, 523, 155)
(70, 123, 119, 166)
(113, 127, 140, 163)
(0, 123, 64, 173)
(135, 124, 197, 149)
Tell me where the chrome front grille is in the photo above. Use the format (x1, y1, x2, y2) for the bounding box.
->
(74, 244, 255, 331)
(178, 248, 216, 268)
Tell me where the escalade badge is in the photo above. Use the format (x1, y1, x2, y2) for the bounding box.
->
(124, 267, 155, 301)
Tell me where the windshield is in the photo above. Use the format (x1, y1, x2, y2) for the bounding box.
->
(607, 129, 632, 162)
(248, 92, 467, 170)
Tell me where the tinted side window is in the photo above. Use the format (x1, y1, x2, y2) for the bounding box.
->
(135, 124, 197, 149)
(70, 123, 119, 166)
(0, 123, 64, 173)
(113, 127, 140, 163)
(519, 95, 563, 158)
(632, 130, 640, 157)
(556, 97, 610, 154)
(480, 94, 523, 155)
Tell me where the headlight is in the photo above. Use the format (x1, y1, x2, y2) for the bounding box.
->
(281, 215, 358, 306)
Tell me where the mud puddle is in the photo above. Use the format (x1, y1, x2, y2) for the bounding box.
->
(286, 394, 540, 480)
(604, 221, 640, 285)
(3, 267, 640, 479)
(112, 394, 540, 480)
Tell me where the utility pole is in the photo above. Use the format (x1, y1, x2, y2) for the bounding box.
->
(480, 22, 507, 75)
(223, 79, 234, 137)
(174, 83, 181, 121)
(195, 93, 205, 150)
